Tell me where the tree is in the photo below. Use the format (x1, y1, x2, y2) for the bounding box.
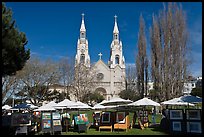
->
(126, 65, 137, 92)
(191, 87, 202, 97)
(2, 3, 30, 77)
(119, 89, 140, 102)
(136, 14, 149, 99)
(73, 64, 97, 103)
(15, 57, 61, 106)
(89, 92, 105, 106)
(150, 3, 190, 101)
(58, 57, 75, 100)
(2, 75, 20, 105)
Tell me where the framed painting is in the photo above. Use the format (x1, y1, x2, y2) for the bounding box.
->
(186, 109, 201, 120)
(172, 121, 182, 132)
(52, 112, 60, 120)
(101, 112, 111, 123)
(42, 112, 51, 120)
(169, 109, 183, 120)
(43, 120, 51, 129)
(116, 112, 126, 123)
(187, 121, 202, 133)
(53, 120, 61, 126)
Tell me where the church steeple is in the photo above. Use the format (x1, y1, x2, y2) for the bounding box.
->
(80, 13, 86, 32)
(75, 13, 90, 68)
(80, 13, 86, 39)
(113, 15, 119, 41)
(109, 15, 125, 69)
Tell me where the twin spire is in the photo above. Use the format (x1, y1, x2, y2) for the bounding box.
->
(80, 13, 119, 35)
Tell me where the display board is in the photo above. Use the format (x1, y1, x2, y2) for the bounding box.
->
(101, 112, 111, 124)
(186, 109, 202, 134)
(73, 114, 89, 132)
(169, 109, 183, 120)
(74, 114, 89, 125)
(186, 109, 201, 120)
(99, 111, 113, 132)
(11, 113, 31, 126)
(42, 112, 51, 120)
(116, 112, 126, 123)
(41, 112, 52, 133)
(52, 112, 62, 132)
(187, 121, 202, 133)
(169, 109, 185, 133)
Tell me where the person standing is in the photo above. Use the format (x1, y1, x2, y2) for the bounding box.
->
(151, 106, 156, 125)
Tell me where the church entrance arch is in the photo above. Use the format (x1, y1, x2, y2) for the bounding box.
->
(95, 87, 106, 99)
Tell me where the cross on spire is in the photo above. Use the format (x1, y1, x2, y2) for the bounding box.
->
(82, 13, 85, 20)
(98, 52, 102, 60)
(114, 15, 117, 22)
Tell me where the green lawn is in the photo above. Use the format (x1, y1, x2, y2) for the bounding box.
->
(61, 127, 169, 135)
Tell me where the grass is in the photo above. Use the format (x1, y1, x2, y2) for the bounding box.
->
(61, 127, 169, 135)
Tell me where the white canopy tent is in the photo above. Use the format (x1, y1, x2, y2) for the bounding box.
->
(160, 97, 195, 106)
(92, 103, 116, 110)
(34, 101, 57, 111)
(98, 97, 133, 106)
(70, 101, 92, 109)
(2, 105, 12, 110)
(54, 99, 79, 109)
(128, 97, 161, 107)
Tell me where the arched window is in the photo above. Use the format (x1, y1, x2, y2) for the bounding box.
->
(114, 34, 118, 40)
(115, 55, 119, 64)
(80, 54, 85, 64)
(81, 32, 85, 38)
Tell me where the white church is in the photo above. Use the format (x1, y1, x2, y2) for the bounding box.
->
(74, 14, 126, 101)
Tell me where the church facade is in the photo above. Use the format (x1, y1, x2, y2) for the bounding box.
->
(75, 14, 126, 100)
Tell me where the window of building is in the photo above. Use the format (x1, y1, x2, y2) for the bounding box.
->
(81, 32, 85, 38)
(115, 55, 119, 64)
(114, 34, 118, 40)
(80, 54, 85, 64)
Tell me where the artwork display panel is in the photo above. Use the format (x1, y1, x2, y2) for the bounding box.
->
(43, 120, 51, 129)
(74, 114, 89, 125)
(172, 121, 182, 132)
(169, 109, 183, 120)
(53, 120, 61, 126)
(52, 112, 61, 120)
(42, 112, 51, 120)
(116, 112, 125, 123)
(187, 122, 202, 133)
(101, 112, 111, 123)
(186, 109, 201, 120)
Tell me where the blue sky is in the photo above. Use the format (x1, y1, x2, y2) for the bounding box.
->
(5, 2, 202, 77)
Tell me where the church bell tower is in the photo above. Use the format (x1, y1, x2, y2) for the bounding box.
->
(75, 13, 90, 68)
(109, 15, 125, 69)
